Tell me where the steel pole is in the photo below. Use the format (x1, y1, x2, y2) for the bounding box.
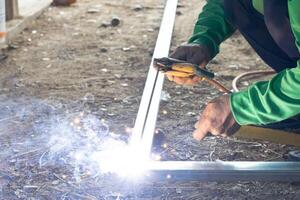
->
(145, 161, 300, 182)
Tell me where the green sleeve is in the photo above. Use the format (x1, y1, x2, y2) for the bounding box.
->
(188, 0, 236, 58)
(230, 0, 300, 125)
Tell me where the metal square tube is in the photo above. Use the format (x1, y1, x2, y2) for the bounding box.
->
(146, 161, 300, 181)
(131, 0, 178, 156)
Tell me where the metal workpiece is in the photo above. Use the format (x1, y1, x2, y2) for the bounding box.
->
(145, 161, 300, 182)
(131, 0, 178, 156)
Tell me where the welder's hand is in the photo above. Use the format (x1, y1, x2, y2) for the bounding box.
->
(168, 44, 211, 85)
(193, 95, 240, 141)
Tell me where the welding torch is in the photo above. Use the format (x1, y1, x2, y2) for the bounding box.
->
(153, 57, 231, 93)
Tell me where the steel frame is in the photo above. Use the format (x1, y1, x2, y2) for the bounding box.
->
(132, 0, 300, 182)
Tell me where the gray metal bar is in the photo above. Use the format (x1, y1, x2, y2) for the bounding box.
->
(131, 0, 178, 157)
(140, 0, 178, 157)
(145, 161, 300, 182)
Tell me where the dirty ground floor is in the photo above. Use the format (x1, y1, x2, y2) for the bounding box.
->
(0, 0, 299, 199)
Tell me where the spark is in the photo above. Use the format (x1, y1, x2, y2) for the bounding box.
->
(125, 127, 133, 134)
(40, 109, 150, 179)
(73, 117, 81, 125)
(152, 153, 162, 161)
(91, 142, 149, 178)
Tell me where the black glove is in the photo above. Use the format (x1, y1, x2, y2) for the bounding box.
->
(170, 43, 212, 67)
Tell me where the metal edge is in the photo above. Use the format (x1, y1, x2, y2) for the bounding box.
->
(131, 0, 178, 153)
(145, 161, 300, 182)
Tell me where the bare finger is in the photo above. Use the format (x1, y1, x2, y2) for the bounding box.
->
(185, 77, 199, 85)
(209, 128, 222, 136)
(173, 77, 189, 85)
(193, 128, 208, 141)
(194, 121, 199, 129)
(166, 74, 174, 81)
(220, 133, 227, 138)
(193, 118, 210, 141)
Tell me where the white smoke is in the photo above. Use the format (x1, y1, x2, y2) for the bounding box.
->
(0, 98, 135, 183)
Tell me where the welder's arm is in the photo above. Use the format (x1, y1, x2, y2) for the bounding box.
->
(168, 0, 236, 85)
(230, 1, 300, 125)
(188, 0, 236, 58)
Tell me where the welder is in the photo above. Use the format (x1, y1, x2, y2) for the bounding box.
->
(168, 0, 300, 143)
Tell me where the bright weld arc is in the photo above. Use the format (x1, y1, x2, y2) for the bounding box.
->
(115, 0, 178, 178)
(94, 0, 178, 178)
(91, 143, 150, 178)
(40, 110, 149, 179)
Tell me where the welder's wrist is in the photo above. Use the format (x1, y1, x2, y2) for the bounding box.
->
(188, 37, 218, 60)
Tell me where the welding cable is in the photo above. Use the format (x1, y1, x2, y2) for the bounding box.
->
(203, 78, 232, 93)
(231, 70, 275, 92)
(198, 69, 275, 93)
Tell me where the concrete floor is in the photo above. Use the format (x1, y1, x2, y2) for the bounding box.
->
(5, 0, 52, 42)
(19, 0, 52, 17)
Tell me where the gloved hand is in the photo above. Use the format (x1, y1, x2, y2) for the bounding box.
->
(168, 44, 212, 85)
(193, 95, 240, 140)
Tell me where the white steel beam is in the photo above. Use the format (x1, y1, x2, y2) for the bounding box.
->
(146, 161, 300, 181)
(131, 0, 178, 157)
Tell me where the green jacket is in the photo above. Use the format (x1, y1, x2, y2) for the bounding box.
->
(189, 0, 300, 125)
